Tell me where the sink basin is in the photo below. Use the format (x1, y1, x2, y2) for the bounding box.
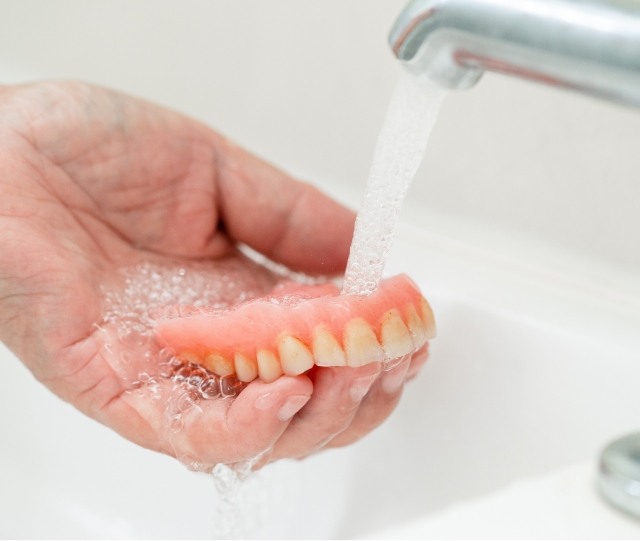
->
(1, 223, 639, 539)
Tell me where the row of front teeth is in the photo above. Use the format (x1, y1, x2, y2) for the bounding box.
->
(176, 300, 435, 383)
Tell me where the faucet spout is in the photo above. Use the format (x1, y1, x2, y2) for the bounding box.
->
(389, 0, 640, 108)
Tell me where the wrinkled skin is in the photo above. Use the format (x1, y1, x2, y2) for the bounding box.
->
(0, 81, 428, 468)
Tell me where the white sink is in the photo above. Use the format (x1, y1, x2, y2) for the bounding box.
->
(1, 223, 639, 539)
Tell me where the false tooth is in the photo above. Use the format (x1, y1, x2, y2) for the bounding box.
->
(405, 304, 428, 348)
(205, 351, 235, 376)
(234, 351, 258, 382)
(343, 317, 385, 367)
(278, 335, 315, 376)
(421, 298, 437, 339)
(380, 310, 414, 359)
(312, 325, 347, 367)
(256, 349, 283, 383)
(179, 350, 202, 365)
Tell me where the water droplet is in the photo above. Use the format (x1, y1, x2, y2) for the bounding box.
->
(174, 365, 193, 381)
(220, 375, 245, 397)
(158, 347, 177, 364)
(187, 366, 209, 389)
(176, 389, 200, 413)
(169, 415, 184, 433)
(200, 377, 221, 399)
(158, 364, 175, 379)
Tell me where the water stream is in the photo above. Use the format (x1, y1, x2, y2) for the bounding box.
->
(342, 72, 448, 296)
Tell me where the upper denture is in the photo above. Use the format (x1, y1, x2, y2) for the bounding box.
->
(154, 274, 435, 382)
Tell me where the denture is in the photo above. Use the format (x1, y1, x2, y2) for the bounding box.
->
(154, 274, 435, 383)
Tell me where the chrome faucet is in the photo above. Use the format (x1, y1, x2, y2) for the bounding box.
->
(389, 0, 640, 108)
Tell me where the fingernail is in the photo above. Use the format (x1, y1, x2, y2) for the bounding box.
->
(381, 359, 410, 394)
(350, 374, 379, 402)
(277, 394, 310, 422)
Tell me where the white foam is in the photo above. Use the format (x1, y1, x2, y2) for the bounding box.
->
(342, 73, 448, 295)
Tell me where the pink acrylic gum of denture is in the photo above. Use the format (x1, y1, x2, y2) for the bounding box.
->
(154, 274, 435, 383)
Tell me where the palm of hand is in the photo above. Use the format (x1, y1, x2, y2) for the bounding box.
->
(0, 82, 420, 469)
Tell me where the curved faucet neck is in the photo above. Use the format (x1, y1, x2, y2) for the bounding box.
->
(389, 0, 640, 108)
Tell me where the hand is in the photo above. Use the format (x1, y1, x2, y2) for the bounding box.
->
(0, 81, 428, 469)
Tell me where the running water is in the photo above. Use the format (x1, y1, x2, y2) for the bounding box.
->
(342, 73, 448, 296)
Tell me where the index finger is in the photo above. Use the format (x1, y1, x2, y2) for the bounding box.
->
(215, 139, 355, 275)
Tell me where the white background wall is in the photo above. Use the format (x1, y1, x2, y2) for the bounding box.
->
(1, 0, 639, 282)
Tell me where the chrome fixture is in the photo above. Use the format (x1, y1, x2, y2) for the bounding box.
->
(599, 432, 640, 519)
(389, 0, 640, 108)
